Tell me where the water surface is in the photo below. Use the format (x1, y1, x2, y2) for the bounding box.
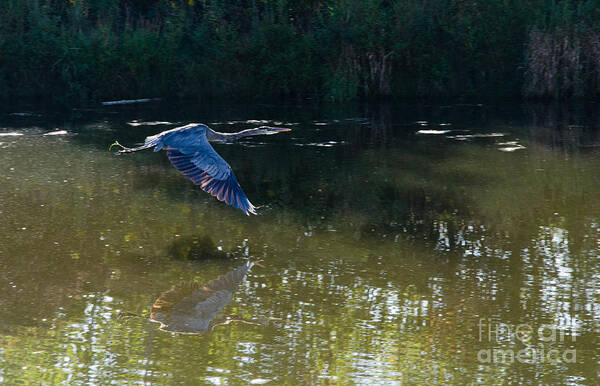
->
(1, 102, 599, 384)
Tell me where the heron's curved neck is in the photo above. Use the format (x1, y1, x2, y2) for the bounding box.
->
(206, 127, 263, 142)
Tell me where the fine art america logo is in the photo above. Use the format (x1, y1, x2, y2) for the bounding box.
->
(477, 318, 578, 364)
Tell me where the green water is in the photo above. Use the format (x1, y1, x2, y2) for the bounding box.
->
(0, 102, 599, 384)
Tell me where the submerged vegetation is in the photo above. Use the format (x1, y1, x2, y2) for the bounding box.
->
(0, 0, 599, 103)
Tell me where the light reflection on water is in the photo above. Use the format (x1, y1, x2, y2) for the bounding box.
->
(0, 102, 599, 384)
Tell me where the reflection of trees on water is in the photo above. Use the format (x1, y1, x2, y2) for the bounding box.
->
(523, 102, 600, 149)
(1, 103, 598, 383)
(524, 102, 600, 130)
(368, 103, 393, 145)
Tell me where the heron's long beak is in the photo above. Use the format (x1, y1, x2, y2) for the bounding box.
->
(269, 127, 291, 132)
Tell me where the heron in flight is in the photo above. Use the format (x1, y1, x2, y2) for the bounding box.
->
(112, 123, 291, 215)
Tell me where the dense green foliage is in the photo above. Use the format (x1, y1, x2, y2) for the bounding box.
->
(0, 0, 599, 103)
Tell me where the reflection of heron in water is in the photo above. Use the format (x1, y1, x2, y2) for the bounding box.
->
(111, 123, 291, 215)
(149, 262, 260, 334)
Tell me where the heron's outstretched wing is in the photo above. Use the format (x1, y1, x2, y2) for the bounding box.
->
(123, 124, 256, 215)
(166, 148, 257, 215)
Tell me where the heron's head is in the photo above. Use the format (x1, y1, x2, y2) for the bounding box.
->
(256, 126, 292, 135)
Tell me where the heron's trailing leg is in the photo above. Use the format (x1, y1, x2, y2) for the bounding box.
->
(109, 140, 130, 153)
(110, 140, 152, 155)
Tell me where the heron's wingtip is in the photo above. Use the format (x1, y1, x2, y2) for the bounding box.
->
(244, 202, 258, 215)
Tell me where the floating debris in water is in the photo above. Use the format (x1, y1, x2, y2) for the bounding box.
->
(211, 121, 239, 125)
(237, 142, 268, 148)
(43, 130, 68, 136)
(101, 98, 160, 105)
(416, 129, 451, 135)
(498, 146, 525, 152)
(497, 141, 526, 152)
(0, 132, 23, 136)
(126, 121, 172, 127)
(9, 112, 40, 117)
(294, 141, 346, 147)
(209, 120, 299, 126)
(447, 132, 505, 140)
